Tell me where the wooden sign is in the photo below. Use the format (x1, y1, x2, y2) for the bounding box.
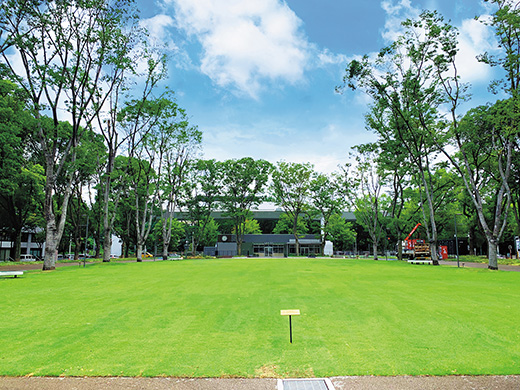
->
(280, 309, 300, 316)
(281, 309, 300, 343)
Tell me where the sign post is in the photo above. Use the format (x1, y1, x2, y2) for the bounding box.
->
(280, 309, 300, 343)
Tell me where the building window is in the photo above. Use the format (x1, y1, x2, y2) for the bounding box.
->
(289, 244, 321, 255)
(253, 244, 285, 256)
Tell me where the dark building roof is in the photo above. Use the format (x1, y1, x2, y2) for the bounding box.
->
(218, 234, 321, 244)
(172, 210, 356, 222)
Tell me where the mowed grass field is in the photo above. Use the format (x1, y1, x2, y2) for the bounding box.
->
(1, 258, 519, 377)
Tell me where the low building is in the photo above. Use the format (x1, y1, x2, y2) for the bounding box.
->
(213, 234, 329, 257)
(172, 209, 356, 235)
(0, 229, 45, 261)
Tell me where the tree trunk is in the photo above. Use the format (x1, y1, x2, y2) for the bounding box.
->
(397, 239, 403, 261)
(121, 241, 127, 258)
(425, 197, 438, 262)
(136, 244, 143, 262)
(43, 170, 58, 270)
(13, 229, 22, 261)
(43, 180, 71, 270)
(103, 233, 112, 262)
(43, 234, 59, 270)
(161, 215, 170, 260)
(372, 241, 378, 260)
(417, 165, 439, 262)
(95, 234, 101, 258)
(468, 225, 476, 256)
(293, 213, 300, 256)
(237, 238, 243, 256)
(320, 217, 326, 256)
(74, 235, 80, 260)
(429, 242, 439, 265)
(487, 237, 499, 270)
(102, 172, 112, 262)
(162, 238, 169, 260)
(41, 131, 75, 271)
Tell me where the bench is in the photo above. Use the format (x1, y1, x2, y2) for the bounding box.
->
(408, 260, 433, 265)
(0, 271, 24, 278)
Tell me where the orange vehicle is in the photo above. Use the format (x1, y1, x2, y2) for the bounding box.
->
(402, 223, 431, 260)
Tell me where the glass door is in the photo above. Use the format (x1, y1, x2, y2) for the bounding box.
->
(264, 246, 273, 257)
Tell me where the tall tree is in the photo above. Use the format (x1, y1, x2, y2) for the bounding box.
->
(326, 214, 356, 253)
(99, 53, 167, 262)
(271, 161, 314, 256)
(65, 129, 105, 260)
(158, 105, 201, 260)
(182, 160, 223, 254)
(117, 93, 182, 261)
(453, 0, 520, 267)
(445, 102, 515, 268)
(343, 144, 388, 260)
(130, 147, 159, 262)
(310, 173, 347, 255)
(365, 101, 409, 259)
(338, 11, 462, 262)
(220, 158, 271, 256)
(511, 145, 520, 239)
(396, 3, 519, 268)
(0, 80, 44, 260)
(0, 0, 139, 270)
(273, 212, 309, 235)
(232, 219, 262, 235)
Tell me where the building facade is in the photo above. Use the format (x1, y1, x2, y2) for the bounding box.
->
(211, 234, 330, 257)
(0, 229, 45, 261)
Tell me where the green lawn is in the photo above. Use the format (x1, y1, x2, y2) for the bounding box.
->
(1, 258, 519, 377)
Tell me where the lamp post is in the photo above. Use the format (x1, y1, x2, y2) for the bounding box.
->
(82, 214, 89, 268)
(85, 215, 89, 256)
(454, 213, 462, 268)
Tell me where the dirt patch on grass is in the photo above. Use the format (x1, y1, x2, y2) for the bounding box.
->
(255, 365, 280, 378)
(254, 365, 315, 379)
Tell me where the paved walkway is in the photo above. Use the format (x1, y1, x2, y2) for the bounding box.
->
(438, 260, 520, 272)
(0, 258, 160, 272)
(2, 376, 520, 390)
(2, 258, 520, 272)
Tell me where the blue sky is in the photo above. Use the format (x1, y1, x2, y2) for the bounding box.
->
(137, 0, 502, 173)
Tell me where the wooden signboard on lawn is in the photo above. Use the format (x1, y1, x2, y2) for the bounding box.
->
(281, 309, 300, 343)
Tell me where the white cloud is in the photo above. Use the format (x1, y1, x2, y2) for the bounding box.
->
(141, 14, 176, 48)
(380, 0, 420, 43)
(457, 17, 496, 83)
(378, 2, 496, 85)
(139, 14, 195, 73)
(317, 48, 348, 67)
(200, 119, 371, 174)
(166, 0, 311, 98)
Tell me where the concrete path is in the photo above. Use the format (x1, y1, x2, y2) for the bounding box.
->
(2, 376, 520, 390)
(2, 258, 520, 272)
(438, 260, 520, 272)
(0, 258, 161, 272)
